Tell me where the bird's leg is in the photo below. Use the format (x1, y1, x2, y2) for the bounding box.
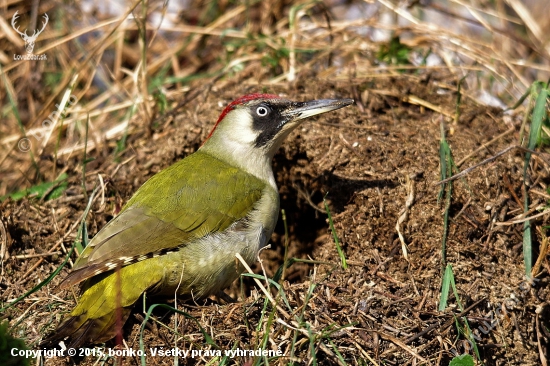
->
(216, 291, 237, 304)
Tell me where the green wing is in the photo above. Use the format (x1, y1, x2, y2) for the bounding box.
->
(61, 150, 266, 288)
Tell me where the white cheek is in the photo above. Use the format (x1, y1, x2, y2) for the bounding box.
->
(222, 109, 258, 145)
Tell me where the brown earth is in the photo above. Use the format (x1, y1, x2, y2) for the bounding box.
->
(1, 73, 549, 365)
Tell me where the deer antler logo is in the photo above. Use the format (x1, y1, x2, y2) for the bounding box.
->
(11, 11, 49, 55)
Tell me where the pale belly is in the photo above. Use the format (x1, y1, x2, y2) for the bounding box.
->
(153, 220, 272, 298)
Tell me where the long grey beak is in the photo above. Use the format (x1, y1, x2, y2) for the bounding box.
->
(283, 99, 354, 121)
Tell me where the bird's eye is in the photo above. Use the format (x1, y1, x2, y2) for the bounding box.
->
(256, 106, 269, 117)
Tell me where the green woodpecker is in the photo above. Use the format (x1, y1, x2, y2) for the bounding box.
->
(43, 93, 353, 347)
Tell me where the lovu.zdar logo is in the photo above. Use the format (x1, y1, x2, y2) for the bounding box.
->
(11, 10, 48, 60)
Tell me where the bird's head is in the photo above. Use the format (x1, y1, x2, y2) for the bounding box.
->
(202, 93, 353, 156)
(199, 93, 353, 184)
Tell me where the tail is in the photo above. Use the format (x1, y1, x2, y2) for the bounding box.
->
(42, 263, 163, 348)
(41, 305, 132, 348)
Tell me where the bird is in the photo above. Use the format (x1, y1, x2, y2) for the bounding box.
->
(42, 93, 353, 347)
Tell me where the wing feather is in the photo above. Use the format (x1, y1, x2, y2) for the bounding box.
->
(61, 151, 265, 288)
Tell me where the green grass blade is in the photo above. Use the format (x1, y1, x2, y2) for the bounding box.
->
(506, 81, 542, 111)
(440, 263, 466, 312)
(522, 220, 532, 279)
(438, 124, 448, 203)
(74, 186, 99, 254)
(439, 263, 452, 311)
(323, 195, 347, 269)
(462, 319, 481, 361)
(81, 113, 91, 201)
(328, 339, 348, 365)
(0, 173, 68, 201)
(454, 75, 467, 124)
(522, 85, 548, 278)
(526, 87, 547, 155)
(241, 273, 292, 311)
(272, 257, 297, 283)
(440, 265, 482, 364)
(439, 123, 455, 270)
